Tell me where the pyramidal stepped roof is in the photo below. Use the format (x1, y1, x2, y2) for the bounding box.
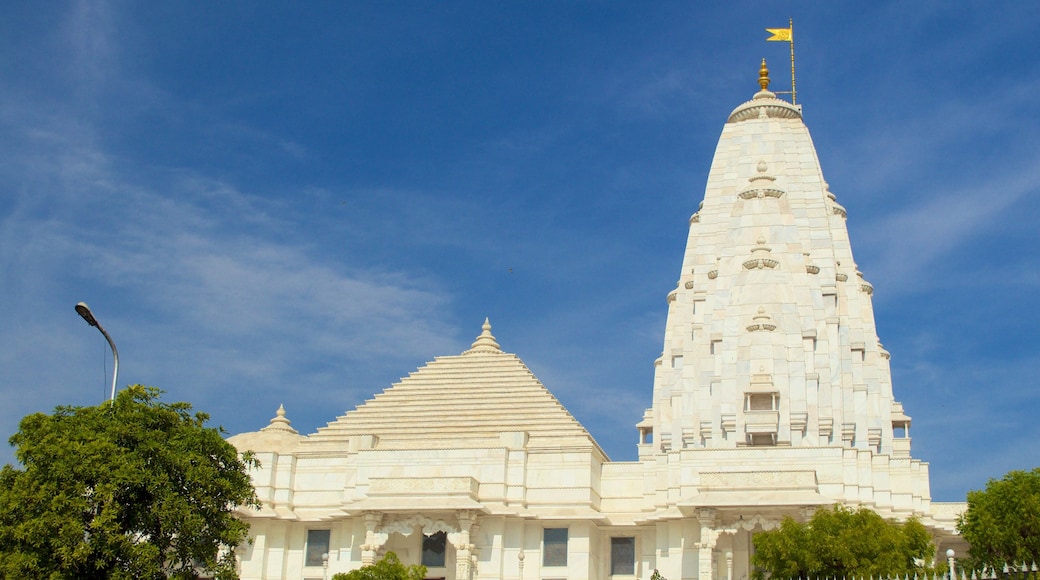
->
(302, 319, 604, 455)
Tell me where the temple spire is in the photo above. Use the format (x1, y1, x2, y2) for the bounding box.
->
(463, 317, 502, 355)
(261, 404, 299, 434)
(758, 58, 770, 91)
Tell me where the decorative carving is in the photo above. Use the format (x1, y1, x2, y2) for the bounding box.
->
(804, 252, 819, 274)
(700, 470, 817, 489)
(361, 512, 387, 565)
(667, 290, 677, 303)
(841, 423, 856, 445)
(695, 507, 718, 526)
(743, 238, 779, 269)
(831, 203, 847, 218)
(684, 280, 695, 289)
(721, 414, 736, 433)
(734, 514, 780, 531)
(791, 412, 808, 434)
(746, 307, 777, 332)
(857, 270, 874, 295)
(681, 427, 699, 449)
(738, 188, 785, 199)
(690, 212, 700, 223)
(378, 514, 459, 537)
(700, 420, 713, 438)
(739, 166, 783, 199)
(707, 269, 719, 280)
(819, 418, 834, 438)
(824, 182, 837, 201)
(836, 272, 848, 282)
(368, 477, 477, 495)
(868, 428, 882, 449)
(727, 97, 802, 123)
(743, 257, 779, 269)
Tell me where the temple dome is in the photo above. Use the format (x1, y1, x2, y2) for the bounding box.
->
(227, 404, 306, 454)
(727, 59, 802, 122)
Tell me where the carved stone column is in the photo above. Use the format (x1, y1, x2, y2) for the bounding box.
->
(468, 520, 481, 579)
(449, 510, 478, 580)
(696, 508, 719, 580)
(360, 512, 387, 566)
(696, 509, 739, 580)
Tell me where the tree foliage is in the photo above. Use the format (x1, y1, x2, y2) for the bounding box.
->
(331, 551, 427, 580)
(751, 505, 934, 580)
(958, 467, 1040, 570)
(0, 385, 259, 579)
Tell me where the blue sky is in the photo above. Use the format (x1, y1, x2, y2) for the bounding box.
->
(1, 2, 1037, 502)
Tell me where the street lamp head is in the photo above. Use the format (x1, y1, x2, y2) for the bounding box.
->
(946, 549, 955, 558)
(75, 302, 99, 327)
(75, 301, 119, 403)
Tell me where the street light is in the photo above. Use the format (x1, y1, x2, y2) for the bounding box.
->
(322, 552, 329, 580)
(75, 302, 119, 404)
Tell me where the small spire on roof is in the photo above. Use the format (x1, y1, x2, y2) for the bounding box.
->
(752, 58, 778, 101)
(261, 403, 299, 434)
(463, 317, 503, 355)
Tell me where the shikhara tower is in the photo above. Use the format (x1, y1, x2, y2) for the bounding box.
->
(648, 59, 912, 464)
(229, 62, 963, 580)
(631, 61, 960, 580)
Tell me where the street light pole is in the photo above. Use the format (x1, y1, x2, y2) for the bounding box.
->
(75, 302, 119, 404)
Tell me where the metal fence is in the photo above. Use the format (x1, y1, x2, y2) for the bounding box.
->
(789, 563, 1040, 580)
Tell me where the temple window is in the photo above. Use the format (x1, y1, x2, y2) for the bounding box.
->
(543, 527, 568, 567)
(305, 529, 330, 567)
(893, 420, 910, 438)
(610, 537, 636, 575)
(748, 433, 777, 446)
(745, 392, 778, 411)
(421, 531, 447, 568)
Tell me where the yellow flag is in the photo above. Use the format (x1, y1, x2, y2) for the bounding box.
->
(766, 27, 792, 42)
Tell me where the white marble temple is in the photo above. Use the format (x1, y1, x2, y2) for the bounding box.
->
(228, 63, 965, 580)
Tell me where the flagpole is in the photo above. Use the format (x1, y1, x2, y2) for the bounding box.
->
(789, 18, 797, 104)
(765, 19, 797, 105)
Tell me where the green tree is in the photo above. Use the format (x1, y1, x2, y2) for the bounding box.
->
(0, 385, 259, 579)
(751, 504, 934, 580)
(958, 467, 1040, 570)
(332, 551, 427, 580)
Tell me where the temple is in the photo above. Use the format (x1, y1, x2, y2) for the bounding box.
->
(229, 61, 965, 580)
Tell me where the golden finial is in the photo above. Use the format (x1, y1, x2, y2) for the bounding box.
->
(758, 58, 770, 91)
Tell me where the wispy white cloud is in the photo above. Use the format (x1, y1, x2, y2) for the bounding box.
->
(853, 162, 1038, 295)
(0, 6, 465, 462)
(62, 1, 118, 96)
(895, 351, 1040, 499)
